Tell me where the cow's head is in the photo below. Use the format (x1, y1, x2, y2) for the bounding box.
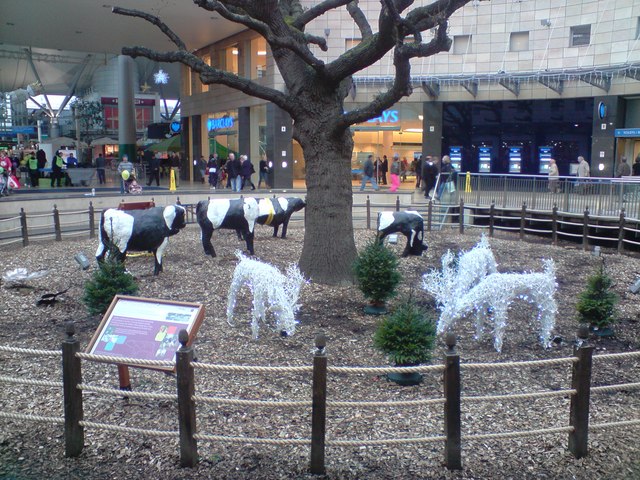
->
(288, 197, 306, 213)
(163, 205, 187, 234)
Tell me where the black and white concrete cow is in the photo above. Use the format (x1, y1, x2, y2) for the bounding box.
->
(377, 210, 428, 257)
(96, 205, 187, 275)
(196, 197, 260, 257)
(256, 197, 306, 238)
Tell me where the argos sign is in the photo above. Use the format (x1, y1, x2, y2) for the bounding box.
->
(367, 110, 399, 123)
(207, 116, 234, 131)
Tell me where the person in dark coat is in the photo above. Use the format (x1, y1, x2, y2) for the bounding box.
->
(146, 153, 161, 186)
(227, 153, 243, 192)
(241, 155, 256, 190)
(422, 156, 439, 199)
(413, 156, 423, 189)
(207, 154, 219, 189)
(380, 155, 389, 185)
(258, 156, 270, 188)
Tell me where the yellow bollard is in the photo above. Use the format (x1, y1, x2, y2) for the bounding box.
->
(169, 168, 177, 191)
(464, 171, 472, 193)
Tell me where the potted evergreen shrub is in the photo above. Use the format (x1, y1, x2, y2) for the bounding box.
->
(373, 299, 436, 386)
(576, 261, 618, 337)
(83, 255, 139, 316)
(353, 240, 401, 314)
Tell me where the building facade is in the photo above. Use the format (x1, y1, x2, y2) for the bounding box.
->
(181, 0, 640, 185)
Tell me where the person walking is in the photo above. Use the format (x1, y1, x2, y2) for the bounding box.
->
(241, 155, 256, 190)
(117, 155, 134, 194)
(633, 155, 640, 176)
(146, 153, 160, 187)
(50, 151, 65, 187)
(207, 154, 218, 189)
(389, 154, 401, 192)
(413, 156, 423, 189)
(258, 155, 270, 188)
(548, 158, 559, 193)
(380, 155, 389, 185)
(422, 156, 439, 199)
(227, 153, 242, 192)
(95, 153, 106, 185)
(198, 155, 207, 183)
(169, 152, 180, 188)
(435, 155, 454, 200)
(359, 154, 379, 191)
(616, 156, 631, 178)
(27, 152, 39, 187)
(576, 155, 590, 193)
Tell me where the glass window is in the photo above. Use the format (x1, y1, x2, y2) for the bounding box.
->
(224, 44, 239, 75)
(202, 54, 211, 92)
(636, 17, 640, 39)
(345, 38, 361, 50)
(250, 37, 267, 79)
(104, 106, 118, 130)
(570, 25, 591, 47)
(509, 31, 529, 52)
(453, 35, 472, 54)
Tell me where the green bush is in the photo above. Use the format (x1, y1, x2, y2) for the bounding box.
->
(576, 262, 617, 329)
(83, 256, 138, 316)
(374, 300, 436, 366)
(353, 240, 401, 304)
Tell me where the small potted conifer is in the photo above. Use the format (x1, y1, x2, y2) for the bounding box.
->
(373, 299, 436, 386)
(83, 254, 138, 316)
(576, 261, 618, 337)
(353, 240, 401, 314)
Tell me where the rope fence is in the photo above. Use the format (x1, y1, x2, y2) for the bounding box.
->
(1, 328, 639, 473)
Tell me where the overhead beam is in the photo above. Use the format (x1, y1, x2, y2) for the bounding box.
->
(462, 80, 478, 98)
(498, 77, 520, 96)
(57, 55, 93, 113)
(538, 76, 564, 95)
(579, 73, 611, 92)
(624, 68, 640, 82)
(421, 80, 440, 99)
(25, 48, 55, 116)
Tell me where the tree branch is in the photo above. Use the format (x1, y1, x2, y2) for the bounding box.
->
(112, 6, 187, 50)
(193, 1, 270, 35)
(346, 1, 372, 39)
(121, 46, 293, 112)
(291, 0, 352, 30)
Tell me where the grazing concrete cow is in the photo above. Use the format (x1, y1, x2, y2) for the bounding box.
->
(377, 210, 428, 257)
(196, 197, 260, 257)
(256, 197, 306, 238)
(96, 205, 186, 275)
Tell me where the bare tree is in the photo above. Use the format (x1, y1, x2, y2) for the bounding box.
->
(114, 0, 477, 285)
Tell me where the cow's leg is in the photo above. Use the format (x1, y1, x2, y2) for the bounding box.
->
(376, 231, 387, 245)
(245, 230, 255, 255)
(200, 226, 217, 257)
(95, 241, 107, 264)
(280, 219, 289, 239)
(153, 238, 170, 275)
(272, 225, 279, 238)
(236, 229, 244, 241)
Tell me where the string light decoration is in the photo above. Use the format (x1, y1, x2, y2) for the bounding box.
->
(226, 252, 306, 339)
(153, 69, 170, 84)
(423, 238, 557, 352)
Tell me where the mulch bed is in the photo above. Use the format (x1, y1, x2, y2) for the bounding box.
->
(0, 226, 639, 479)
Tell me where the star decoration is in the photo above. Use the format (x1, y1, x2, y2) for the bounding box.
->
(140, 82, 152, 93)
(153, 69, 170, 85)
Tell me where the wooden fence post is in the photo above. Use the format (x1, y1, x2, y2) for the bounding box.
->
(582, 208, 590, 251)
(366, 196, 371, 230)
(427, 200, 433, 232)
(519, 202, 526, 241)
(62, 322, 84, 457)
(459, 198, 465, 235)
(551, 204, 558, 246)
(489, 202, 495, 237)
(20, 208, 29, 247)
(53, 204, 62, 241)
(617, 209, 625, 254)
(89, 202, 95, 239)
(310, 333, 328, 475)
(568, 325, 594, 459)
(443, 333, 462, 470)
(176, 329, 198, 467)
(395, 196, 400, 212)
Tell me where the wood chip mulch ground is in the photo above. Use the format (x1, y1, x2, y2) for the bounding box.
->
(0, 226, 639, 479)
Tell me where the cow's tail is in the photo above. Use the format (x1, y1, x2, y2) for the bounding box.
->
(95, 211, 108, 259)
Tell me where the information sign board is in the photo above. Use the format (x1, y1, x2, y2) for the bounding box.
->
(449, 146, 462, 171)
(539, 146, 552, 174)
(86, 296, 205, 371)
(508, 146, 522, 173)
(478, 147, 491, 173)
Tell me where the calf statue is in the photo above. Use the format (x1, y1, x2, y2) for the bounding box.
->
(196, 197, 259, 256)
(377, 211, 428, 256)
(96, 205, 186, 275)
(256, 196, 306, 238)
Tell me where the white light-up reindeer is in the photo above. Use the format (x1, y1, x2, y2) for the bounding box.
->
(226, 252, 306, 339)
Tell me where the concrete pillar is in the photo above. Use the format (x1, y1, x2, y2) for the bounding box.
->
(266, 104, 293, 189)
(591, 96, 625, 177)
(118, 55, 137, 162)
(238, 107, 251, 158)
(423, 102, 443, 159)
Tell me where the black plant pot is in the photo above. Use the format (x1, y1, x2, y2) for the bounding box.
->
(387, 370, 423, 386)
(364, 302, 388, 315)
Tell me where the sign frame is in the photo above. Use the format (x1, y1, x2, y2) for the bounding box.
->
(85, 295, 205, 372)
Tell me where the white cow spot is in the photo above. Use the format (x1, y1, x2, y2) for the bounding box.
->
(244, 198, 259, 233)
(277, 197, 289, 212)
(206, 199, 231, 228)
(378, 212, 395, 231)
(102, 210, 134, 253)
(163, 206, 176, 230)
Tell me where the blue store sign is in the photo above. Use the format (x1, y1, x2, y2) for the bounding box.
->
(207, 116, 234, 131)
(614, 128, 640, 137)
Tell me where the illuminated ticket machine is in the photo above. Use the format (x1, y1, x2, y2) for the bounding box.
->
(478, 147, 491, 173)
(539, 146, 552, 174)
(449, 146, 462, 171)
(508, 146, 522, 173)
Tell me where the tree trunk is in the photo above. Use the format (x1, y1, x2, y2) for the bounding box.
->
(297, 121, 357, 285)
